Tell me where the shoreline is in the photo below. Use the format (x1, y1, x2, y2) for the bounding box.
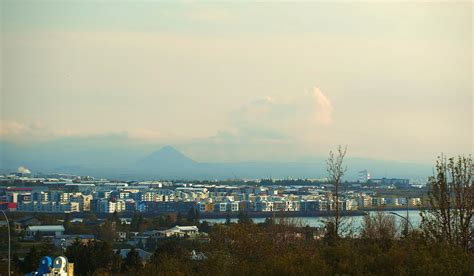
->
(199, 207, 424, 219)
(7, 207, 425, 219)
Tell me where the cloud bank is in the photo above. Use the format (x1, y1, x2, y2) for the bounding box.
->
(312, 87, 333, 126)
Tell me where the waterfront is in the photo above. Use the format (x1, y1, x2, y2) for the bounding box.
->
(201, 210, 423, 229)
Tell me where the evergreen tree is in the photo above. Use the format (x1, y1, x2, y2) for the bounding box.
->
(97, 220, 117, 244)
(187, 207, 200, 225)
(110, 210, 121, 225)
(34, 231, 43, 242)
(237, 210, 252, 224)
(21, 246, 41, 273)
(264, 217, 275, 226)
(146, 238, 157, 251)
(199, 221, 211, 233)
(177, 212, 186, 225)
(110, 250, 123, 275)
(66, 240, 119, 275)
(63, 212, 72, 233)
(225, 212, 232, 225)
(122, 247, 143, 272)
(131, 213, 143, 232)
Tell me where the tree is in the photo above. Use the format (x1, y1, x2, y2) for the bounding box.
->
(176, 212, 185, 225)
(21, 246, 41, 273)
(421, 155, 473, 251)
(199, 220, 212, 233)
(84, 212, 97, 223)
(110, 210, 121, 225)
(34, 231, 43, 242)
(263, 217, 275, 226)
(63, 212, 72, 233)
(97, 220, 117, 244)
(131, 213, 144, 232)
(110, 250, 124, 275)
(122, 247, 143, 272)
(146, 237, 158, 251)
(225, 212, 232, 225)
(66, 240, 120, 275)
(12, 253, 21, 273)
(187, 207, 200, 225)
(325, 145, 347, 238)
(237, 210, 252, 225)
(361, 210, 398, 247)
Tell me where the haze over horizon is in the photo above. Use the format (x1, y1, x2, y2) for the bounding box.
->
(1, 1, 472, 166)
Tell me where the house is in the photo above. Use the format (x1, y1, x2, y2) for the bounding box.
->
(116, 248, 152, 263)
(117, 231, 127, 241)
(140, 230, 159, 238)
(158, 225, 199, 238)
(128, 235, 150, 248)
(53, 234, 95, 247)
(14, 216, 41, 233)
(25, 225, 65, 240)
(0, 202, 16, 211)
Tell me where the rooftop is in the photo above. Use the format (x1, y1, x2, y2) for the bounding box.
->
(26, 225, 65, 232)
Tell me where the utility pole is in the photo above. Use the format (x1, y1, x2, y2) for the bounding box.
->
(405, 197, 410, 235)
(1, 210, 10, 275)
(389, 209, 414, 232)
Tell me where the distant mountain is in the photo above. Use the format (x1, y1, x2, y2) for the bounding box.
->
(134, 146, 201, 177)
(0, 141, 432, 181)
(138, 145, 197, 167)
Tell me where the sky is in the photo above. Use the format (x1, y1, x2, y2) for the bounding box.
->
(0, 1, 472, 164)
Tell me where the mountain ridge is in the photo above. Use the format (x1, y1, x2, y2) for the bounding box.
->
(0, 143, 432, 180)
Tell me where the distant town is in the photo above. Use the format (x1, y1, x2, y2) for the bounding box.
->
(1, 166, 426, 217)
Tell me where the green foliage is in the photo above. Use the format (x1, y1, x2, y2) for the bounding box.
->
(140, 223, 474, 275)
(63, 213, 72, 233)
(187, 207, 200, 225)
(421, 155, 473, 251)
(66, 240, 122, 275)
(130, 213, 144, 232)
(20, 246, 41, 273)
(237, 210, 252, 225)
(84, 212, 97, 223)
(225, 212, 231, 225)
(199, 221, 211, 233)
(361, 211, 397, 247)
(96, 220, 117, 244)
(17, 215, 472, 275)
(34, 231, 43, 242)
(122, 247, 143, 273)
(18, 244, 58, 274)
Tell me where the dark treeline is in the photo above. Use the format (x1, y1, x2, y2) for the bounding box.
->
(5, 216, 473, 275)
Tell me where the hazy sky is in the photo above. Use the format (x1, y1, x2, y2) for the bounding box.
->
(1, 1, 472, 164)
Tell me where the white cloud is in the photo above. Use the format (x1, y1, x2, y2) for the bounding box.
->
(0, 120, 59, 140)
(214, 86, 333, 145)
(0, 120, 165, 144)
(312, 87, 333, 126)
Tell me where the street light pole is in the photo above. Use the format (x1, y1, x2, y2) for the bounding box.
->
(405, 197, 410, 235)
(388, 211, 414, 231)
(1, 210, 11, 275)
